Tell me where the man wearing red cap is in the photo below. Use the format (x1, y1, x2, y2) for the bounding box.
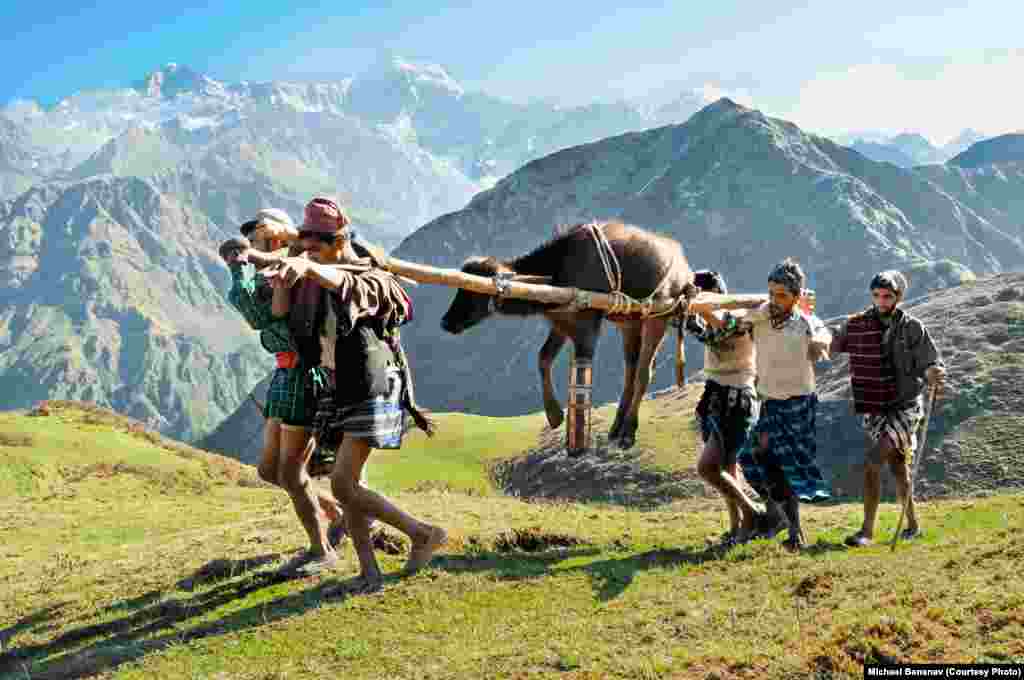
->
(266, 196, 443, 588)
(220, 209, 350, 573)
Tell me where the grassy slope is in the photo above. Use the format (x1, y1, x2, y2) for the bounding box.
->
(1, 404, 1023, 679)
(373, 411, 550, 495)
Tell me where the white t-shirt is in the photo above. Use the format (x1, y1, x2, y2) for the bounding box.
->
(744, 304, 831, 400)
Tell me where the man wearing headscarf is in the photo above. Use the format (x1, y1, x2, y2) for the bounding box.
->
(829, 270, 946, 547)
(690, 258, 832, 551)
(266, 196, 443, 589)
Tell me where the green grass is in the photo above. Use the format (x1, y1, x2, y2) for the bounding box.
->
(361, 386, 703, 498)
(370, 412, 550, 495)
(1, 403, 1023, 679)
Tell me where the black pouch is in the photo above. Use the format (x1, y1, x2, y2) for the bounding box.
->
(331, 321, 396, 406)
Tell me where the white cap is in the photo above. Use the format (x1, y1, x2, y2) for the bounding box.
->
(254, 208, 294, 229)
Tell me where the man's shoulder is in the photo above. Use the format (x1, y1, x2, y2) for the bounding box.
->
(744, 303, 772, 323)
(894, 309, 927, 336)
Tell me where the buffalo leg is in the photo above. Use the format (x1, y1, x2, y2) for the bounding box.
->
(609, 322, 642, 442)
(539, 329, 568, 429)
(566, 312, 603, 455)
(620, 317, 669, 449)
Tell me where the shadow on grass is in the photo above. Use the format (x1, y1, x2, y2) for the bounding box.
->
(1, 537, 854, 678)
(435, 534, 855, 602)
(0, 552, 384, 680)
(0, 605, 68, 653)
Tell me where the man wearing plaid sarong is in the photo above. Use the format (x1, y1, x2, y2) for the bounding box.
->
(829, 271, 946, 547)
(692, 259, 832, 552)
(221, 209, 350, 570)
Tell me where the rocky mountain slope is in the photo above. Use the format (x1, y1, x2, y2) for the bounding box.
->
(816, 272, 1024, 497)
(949, 133, 1024, 169)
(0, 117, 44, 200)
(0, 176, 266, 439)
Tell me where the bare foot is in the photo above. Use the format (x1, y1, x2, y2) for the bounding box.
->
(404, 526, 447, 574)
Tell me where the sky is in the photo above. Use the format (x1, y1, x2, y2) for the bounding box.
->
(1, 1, 1021, 145)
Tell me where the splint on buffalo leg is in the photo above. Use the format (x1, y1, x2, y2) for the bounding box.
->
(566, 354, 594, 457)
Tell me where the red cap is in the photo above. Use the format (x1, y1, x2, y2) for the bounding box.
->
(302, 196, 350, 234)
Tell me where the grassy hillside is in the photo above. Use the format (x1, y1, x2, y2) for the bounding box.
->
(2, 403, 1023, 679)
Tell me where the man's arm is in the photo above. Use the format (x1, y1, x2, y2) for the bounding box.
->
(907, 319, 946, 390)
(226, 262, 278, 330)
(688, 302, 765, 331)
(807, 315, 832, 362)
(828, 319, 850, 356)
(271, 281, 290, 318)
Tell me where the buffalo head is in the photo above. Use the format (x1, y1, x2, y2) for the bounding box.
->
(440, 257, 504, 334)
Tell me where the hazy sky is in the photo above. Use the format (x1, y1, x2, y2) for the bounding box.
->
(2, 1, 1020, 144)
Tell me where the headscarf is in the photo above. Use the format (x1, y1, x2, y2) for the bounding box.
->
(301, 196, 350, 234)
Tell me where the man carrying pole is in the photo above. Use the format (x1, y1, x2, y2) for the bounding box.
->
(827, 271, 946, 547)
(219, 209, 349, 574)
(686, 271, 766, 544)
(690, 259, 832, 552)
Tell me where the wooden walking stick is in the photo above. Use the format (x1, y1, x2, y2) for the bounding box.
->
(890, 381, 940, 552)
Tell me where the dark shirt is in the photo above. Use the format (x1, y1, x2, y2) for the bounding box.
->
(831, 307, 944, 408)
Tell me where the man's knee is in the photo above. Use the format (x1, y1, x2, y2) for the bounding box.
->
(697, 459, 720, 483)
(331, 472, 359, 504)
(257, 462, 279, 485)
(280, 468, 306, 494)
(888, 456, 909, 481)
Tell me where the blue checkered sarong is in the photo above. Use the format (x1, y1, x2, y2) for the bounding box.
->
(737, 394, 830, 503)
(312, 366, 407, 451)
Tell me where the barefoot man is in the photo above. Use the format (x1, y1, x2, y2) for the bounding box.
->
(828, 271, 946, 547)
(686, 271, 766, 544)
(267, 196, 444, 590)
(220, 208, 347, 573)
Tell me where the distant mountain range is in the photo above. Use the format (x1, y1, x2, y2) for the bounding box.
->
(0, 59, 725, 440)
(1, 60, 718, 234)
(838, 129, 989, 168)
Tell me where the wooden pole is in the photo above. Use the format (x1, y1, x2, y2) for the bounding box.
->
(374, 254, 768, 314)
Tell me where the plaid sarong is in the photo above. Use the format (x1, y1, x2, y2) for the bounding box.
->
(264, 365, 315, 426)
(696, 380, 759, 466)
(737, 394, 831, 503)
(312, 366, 407, 451)
(862, 397, 924, 462)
